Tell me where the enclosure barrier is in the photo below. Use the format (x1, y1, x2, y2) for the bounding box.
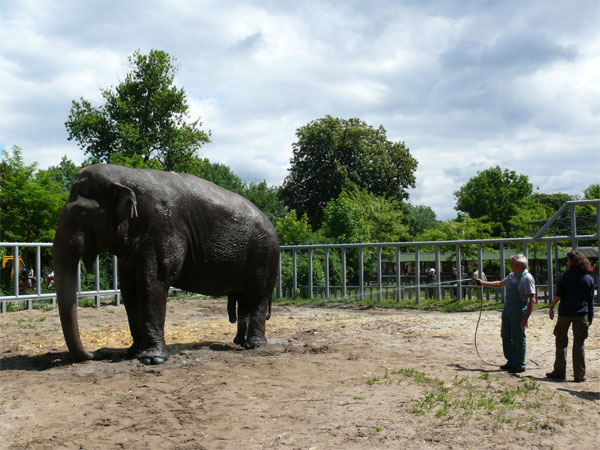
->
(1, 200, 598, 312)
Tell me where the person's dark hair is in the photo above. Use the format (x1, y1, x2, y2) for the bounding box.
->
(566, 251, 591, 274)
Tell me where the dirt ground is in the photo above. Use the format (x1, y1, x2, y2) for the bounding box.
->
(1, 298, 598, 450)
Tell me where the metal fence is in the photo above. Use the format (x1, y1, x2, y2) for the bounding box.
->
(1, 200, 598, 312)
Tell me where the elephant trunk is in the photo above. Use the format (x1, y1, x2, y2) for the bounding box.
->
(53, 241, 94, 361)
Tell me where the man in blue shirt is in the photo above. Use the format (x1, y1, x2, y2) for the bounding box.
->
(475, 254, 536, 373)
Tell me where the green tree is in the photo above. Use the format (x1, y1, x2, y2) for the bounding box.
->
(404, 203, 438, 237)
(0, 146, 65, 242)
(242, 181, 287, 225)
(280, 116, 417, 227)
(276, 210, 320, 245)
(417, 216, 493, 243)
(321, 190, 370, 244)
(529, 192, 574, 217)
(65, 49, 210, 171)
(454, 166, 533, 237)
(44, 156, 82, 194)
(186, 158, 245, 195)
(577, 184, 600, 217)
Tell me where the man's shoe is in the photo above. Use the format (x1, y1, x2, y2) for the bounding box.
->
(546, 372, 566, 381)
(574, 377, 586, 383)
(507, 366, 525, 373)
(500, 363, 510, 371)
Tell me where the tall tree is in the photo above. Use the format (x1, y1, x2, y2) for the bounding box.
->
(404, 203, 438, 237)
(530, 192, 574, 217)
(242, 181, 287, 225)
(65, 49, 210, 171)
(0, 146, 65, 242)
(280, 116, 417, 226)
(44, 156, 81, 194)
(454, 166, 533, 237)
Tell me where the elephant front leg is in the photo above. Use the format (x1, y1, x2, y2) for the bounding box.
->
(119, 276, 145, 359)
(136, 282, 170, 365)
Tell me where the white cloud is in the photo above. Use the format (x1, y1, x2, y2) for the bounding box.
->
(1, 0, 598, 222)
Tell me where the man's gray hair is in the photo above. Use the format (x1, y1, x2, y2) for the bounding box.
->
(511, 254, 528, 268)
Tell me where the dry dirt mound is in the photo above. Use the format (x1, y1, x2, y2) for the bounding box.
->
(1, 299, 598, 449)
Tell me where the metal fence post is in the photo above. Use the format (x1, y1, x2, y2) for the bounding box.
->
(325, 248, 330, 299)
(277, 252, 282, 299)
(308, 248, 313, 299)
(546, 240, 553, 303)
(456, 244, 462, 300)
(377, 247, 382, 302)
(13, 245, 20, 301)
(415, 245, 420, 304)
(292, 249, 297, 299)
(499, 242, 506, 302)
(435, 245, 441, 300)
(395, 246, 401, 303)
(95, 255, 101, 307)
(341, 247, 347, 299)
(359, 247, 364, 300)
(570, 203, 578, 250)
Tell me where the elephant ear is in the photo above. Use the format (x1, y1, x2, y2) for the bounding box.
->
(111, 182, 138, 243)
(65, 196, 101, 272)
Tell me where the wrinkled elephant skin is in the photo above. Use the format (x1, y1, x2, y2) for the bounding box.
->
(53, 164, 280, 365)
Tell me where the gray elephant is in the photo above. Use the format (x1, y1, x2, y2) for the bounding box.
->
(52, 164, 280, 365)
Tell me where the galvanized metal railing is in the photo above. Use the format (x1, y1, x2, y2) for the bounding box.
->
(1, 200, 598, 312)
(0, 243, 120, 313)
(277, 200, 599, 304)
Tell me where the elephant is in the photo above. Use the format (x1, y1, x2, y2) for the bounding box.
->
(52, 164, 280, 365)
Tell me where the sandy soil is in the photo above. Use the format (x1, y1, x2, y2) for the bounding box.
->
(1, 298, 598, 449)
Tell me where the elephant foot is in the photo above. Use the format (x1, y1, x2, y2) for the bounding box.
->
(233, 333, 246, 347)
(137, 346, 169, 365)
(243, 334, 267, 350)
(126, 342, 144, 359)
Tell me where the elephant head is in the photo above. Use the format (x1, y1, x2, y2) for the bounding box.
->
(52, 173, 138, 361)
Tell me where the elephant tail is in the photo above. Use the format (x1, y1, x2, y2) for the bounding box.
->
(266, 294, 272, 321)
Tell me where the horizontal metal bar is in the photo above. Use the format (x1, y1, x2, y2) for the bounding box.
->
(280, 234, 598, 250)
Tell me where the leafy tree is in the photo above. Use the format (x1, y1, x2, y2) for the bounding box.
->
(530, 192, 574, 217)
(344, 187, 411, 243)
(416, 216, 493, 244)
(280, 116, 417, 227)
(242, 181, 287, 225)
(321, 190, 370, 244)
(583, 183, 600, 200)
(186, 158, 245, 195)
(276, 210, 321, 246)
(404, 203, 438, 237)
(508, 199, 550, 238)
(416, 216, 494, 263)
(577, 183, 600, 217)
(65, 49, 210, 171)
(0, 146, 65, 243)
(44, 156, 81, 194)
(454, 166, 533, 237)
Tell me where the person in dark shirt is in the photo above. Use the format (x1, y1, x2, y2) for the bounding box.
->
(546, 250, 595, 382)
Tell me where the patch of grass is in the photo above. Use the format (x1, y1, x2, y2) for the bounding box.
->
(370, 368, 566, 430)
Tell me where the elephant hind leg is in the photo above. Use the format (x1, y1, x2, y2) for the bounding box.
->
(233, 299, 249, 347)
(237, 296, 268, 349)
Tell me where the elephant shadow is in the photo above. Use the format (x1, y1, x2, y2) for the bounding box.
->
(0, 341, 244, 371)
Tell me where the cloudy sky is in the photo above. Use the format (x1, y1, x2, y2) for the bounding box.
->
(1, 0, 599, 220)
